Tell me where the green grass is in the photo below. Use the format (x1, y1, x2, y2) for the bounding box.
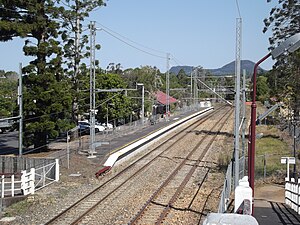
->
(4, 200, 33, 217)
(254, 125, 291, 178)
(256, 137, 289, 155)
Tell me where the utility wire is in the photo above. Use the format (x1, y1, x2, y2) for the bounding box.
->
(84, 19, 167, 59)
(94, 21, 166, 55)
(96, 28, 166, 59)
(170, 54, 185, 67)
(235, 0, 242, 18)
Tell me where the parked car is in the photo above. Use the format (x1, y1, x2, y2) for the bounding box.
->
(78, 121, 90, 135)
(101, 123, 113, 129)
(78, 121, 105, 135)
(94, 122, 105, 132)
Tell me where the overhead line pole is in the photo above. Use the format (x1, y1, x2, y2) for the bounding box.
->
(166, 53, 170, 120)
(18, 63, 23, 156)
(234, 17, 242, 188)
(190, 69, 193, 107)
(241, 69, 246, 177)
(89, 21, 96, 158)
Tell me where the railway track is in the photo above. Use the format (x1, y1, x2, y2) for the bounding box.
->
(45, 106, 232, 225)
(128, 107, 233, 225)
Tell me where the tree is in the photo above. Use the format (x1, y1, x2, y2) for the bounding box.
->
(0, 71, 18, 118)
(177, 68, 188, 87)
(0, 0, 72, 150)
(94, 72, 132, 123)
(58, 0, 106, 124)
(263, 0, 299, 51)
(264, 0, 300, 117)
(257, 75, 270, 102)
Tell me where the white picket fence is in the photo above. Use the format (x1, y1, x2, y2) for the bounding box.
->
(0, 159, 59, 198)
(285, 178, 300, 214)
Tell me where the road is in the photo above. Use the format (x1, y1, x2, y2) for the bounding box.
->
(0, 131, 19, 155)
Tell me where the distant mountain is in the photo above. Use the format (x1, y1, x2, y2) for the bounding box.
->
(170, 60, 267, 77)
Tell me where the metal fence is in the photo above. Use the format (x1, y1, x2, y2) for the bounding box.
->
(0, 157, 59, 199)
(218, 152, 290, 214)
(0, 155, 56, 174)
(218, 161, 233, 213)
(279, 119, 300, 147)
(48, 118, 151, 168)
(255, 153, 288, 180)
(47, 104, 209, 168)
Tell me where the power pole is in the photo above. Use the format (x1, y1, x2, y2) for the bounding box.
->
(166, 53, 170, 120)
(241, 69, 246, 177)
(190, 69, 193, 107)
(89, 21, 96, 158)
(193, 68, 198, 107)
(234, 17, 242, 188)
(141, 84, 145, 125)
(18, 63, 23, 156)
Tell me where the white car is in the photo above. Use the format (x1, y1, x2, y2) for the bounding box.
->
(102, 123, 113, 129)
(79, 121, 105, 133)
(95, 123, 105, 132)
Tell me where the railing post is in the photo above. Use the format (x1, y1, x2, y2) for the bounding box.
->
(30, 168, 35, 194)
(285, 177, 289, 205)
(1, 175, 4, 198)
(42, 165, 45, 186)
(298, 180, 300, 214)
(55, 159, 60, 182)
(11, 175, 14, 197)
(292, 179, 295, 211)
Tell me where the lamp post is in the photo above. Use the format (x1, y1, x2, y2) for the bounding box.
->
(248, 33, 300, 213)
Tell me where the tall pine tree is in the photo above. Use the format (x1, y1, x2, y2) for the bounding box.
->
(0, 0, 72, 150)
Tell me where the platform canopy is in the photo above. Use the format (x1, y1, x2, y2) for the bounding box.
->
(154, 91, 177, 105)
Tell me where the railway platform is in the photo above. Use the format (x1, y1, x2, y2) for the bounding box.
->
(91, 108, 210, 165)
(253, 184, 300, 225)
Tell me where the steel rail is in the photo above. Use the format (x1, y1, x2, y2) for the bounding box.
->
(45, 106, 226, 225)
(128, 107, 233, 224)
(156, 110, 233, 224)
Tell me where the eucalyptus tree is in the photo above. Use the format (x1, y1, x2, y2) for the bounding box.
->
(94, 72, 133, 124)
(264, 0, 300, 116)
(57, 0, 106, 123)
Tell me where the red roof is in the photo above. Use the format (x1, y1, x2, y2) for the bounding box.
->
(154, 91, 177, 105)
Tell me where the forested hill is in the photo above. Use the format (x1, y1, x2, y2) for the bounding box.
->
(170, 60, 267, 76)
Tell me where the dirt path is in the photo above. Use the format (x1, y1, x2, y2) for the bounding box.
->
(255, 184, 285, 203)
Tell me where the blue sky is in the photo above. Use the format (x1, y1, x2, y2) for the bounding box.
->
(0, 1, 278, 73)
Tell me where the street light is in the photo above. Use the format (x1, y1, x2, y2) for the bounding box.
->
(248, 33, 300, 213)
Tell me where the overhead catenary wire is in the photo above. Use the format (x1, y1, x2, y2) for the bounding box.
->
(97, 28, 166, 59)
(235, 0, 242, 18)
(170, 54, 185, 67)
(94, 21, 167, 55)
